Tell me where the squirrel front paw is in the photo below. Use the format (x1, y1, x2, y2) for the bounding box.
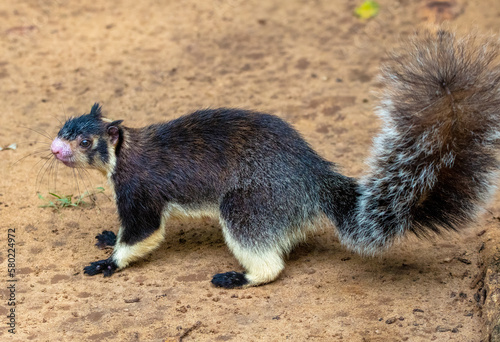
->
(83, 258, 118, 277)
(95, 230, 117, 249)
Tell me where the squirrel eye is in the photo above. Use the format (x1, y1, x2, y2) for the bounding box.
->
(80, 139, 91, 148)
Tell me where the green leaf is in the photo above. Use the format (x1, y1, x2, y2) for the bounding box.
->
(38, 187, 106, 210)
(355, 0, 379, 19)
(49, 192, 63, 199)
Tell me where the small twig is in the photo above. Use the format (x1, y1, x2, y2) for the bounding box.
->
(178, 321, 202, 342)
(124, 297, 140, 303)
(470, 267, 487, 289)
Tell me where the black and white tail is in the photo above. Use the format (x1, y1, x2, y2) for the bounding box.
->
(329, 29, 500, 255)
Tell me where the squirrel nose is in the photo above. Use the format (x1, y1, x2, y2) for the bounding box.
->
(51, 138, 70, 158)
(51, 140, 61, 155)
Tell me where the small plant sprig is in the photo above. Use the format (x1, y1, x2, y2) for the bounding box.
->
(38, 187, 105, 210)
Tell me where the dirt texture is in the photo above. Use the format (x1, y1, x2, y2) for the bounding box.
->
(1, 0, 500, 341)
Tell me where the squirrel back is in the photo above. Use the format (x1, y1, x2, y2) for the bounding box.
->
(326, 29, 500, 255)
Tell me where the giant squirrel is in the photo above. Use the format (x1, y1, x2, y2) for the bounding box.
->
(50, 29, 500, 288)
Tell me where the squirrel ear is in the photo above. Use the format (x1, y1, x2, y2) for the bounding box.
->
(106, 120, 123, 146)
(90, 103, 102, 118)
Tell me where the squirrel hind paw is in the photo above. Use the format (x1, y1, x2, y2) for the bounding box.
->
(95, 230, 117, 249)
(211, 271, 249, 289)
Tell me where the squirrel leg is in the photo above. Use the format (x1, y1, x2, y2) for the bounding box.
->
(84, 211, 166, 277)
(212, 189, 287, 288)
(212, 223, 285, 288)
(110, 223, 166, 269)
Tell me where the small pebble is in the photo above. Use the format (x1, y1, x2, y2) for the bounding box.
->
(385, 317, 397, 324)
(436, 326, 451, 332)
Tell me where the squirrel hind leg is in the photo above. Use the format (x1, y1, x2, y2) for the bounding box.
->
(212, 219, 286, 288)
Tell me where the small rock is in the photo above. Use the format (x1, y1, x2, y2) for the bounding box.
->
(124, 297, 140, 303)
(176, 306, 188, 313)
(385, 317, 397, 324)
(436, 326, 451, 332)
(457, 257, 472, 265)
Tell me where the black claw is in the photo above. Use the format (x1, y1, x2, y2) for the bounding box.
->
(95, 230, 117, 249)
(84, 258, 118, 277)
(211, 271, 249, 289)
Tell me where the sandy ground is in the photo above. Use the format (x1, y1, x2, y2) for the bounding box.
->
(1, 0, 500, 341)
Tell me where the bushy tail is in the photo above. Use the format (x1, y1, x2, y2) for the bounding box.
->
(332, 29, 500, 255)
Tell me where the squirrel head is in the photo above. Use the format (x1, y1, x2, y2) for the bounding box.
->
(51, 103, 123, 173)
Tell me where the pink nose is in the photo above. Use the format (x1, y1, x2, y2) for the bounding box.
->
(51, 138, 73, 160)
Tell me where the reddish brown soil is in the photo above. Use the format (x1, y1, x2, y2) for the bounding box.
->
(1, 1, 499, 341)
